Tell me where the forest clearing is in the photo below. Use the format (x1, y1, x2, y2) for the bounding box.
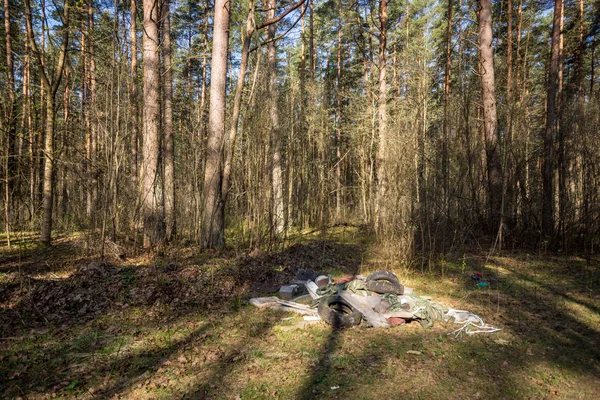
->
(2, 0, 600, 398)
(1, 227, 599, 399)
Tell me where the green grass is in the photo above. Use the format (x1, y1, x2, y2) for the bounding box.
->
(1, 230, 599, 399)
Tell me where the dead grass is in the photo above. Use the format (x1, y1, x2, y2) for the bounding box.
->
(1, 227, 599, 399)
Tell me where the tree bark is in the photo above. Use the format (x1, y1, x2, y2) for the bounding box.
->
(25, 0, 70, 245)
(557, 0, 566, 242)
(141, 0, 165, 247)
(374, 0, 388, 232)
(3, 0, 16, 244)
(84, 1, 97, 223)
(162, 0, 175, 241)
(335, 0, 343, 222)
(21, 26, 33, 221)
(309, 0, 315, 78)
(222, 0, 255, 203)
(81, 9, 90, 219)
(505, 0, 515, 233)
(130, 0, 139, 222)
(442, 0, 452, 216)
(576, 0, 585, 96)
(542, 0, 562, 238)
(478, 0, 502, 233)
(89, 2, 98, 223)
(200, 0, 230, 249)
(268, 0, 285, 236)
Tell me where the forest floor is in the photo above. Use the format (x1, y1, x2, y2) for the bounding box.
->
(0, 227, 599, 399)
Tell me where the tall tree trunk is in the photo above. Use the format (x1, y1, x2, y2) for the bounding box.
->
(60, 65, 71, 220)
(268, 0, 285, 236)
(300, 1, 306, 132)
(577, 0, 585, 96)
(83, 1, 97, 225)
(200, 0, 230, 249)
(478, 0, 502, 233)
(591, 40, 595, 95)
(21, 26, 33, 221)
(89, 1, 98, 226)
(25, 0, 70, 245)
(41, 93, 55, 245)
(557, 0, 566, 243)
(309, 0, 315, 78)
(505, 0, 514, 231)
(3, 0, 16, 245)
(162, 0, 175, 241)
(130, 0, 139, 224)
(81, 9, 89, 219)
(335, 0, 343, 222)
(222, 0, 255, 203)
(374, 0, 388, 232)
(442, 0, 452, 217)
(141, 0, 165, 247)
(37, 0, 47, 209)
(199, 7, 209, 130)
(543, 0, 562, 238)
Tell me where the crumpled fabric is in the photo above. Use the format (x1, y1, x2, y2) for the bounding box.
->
(345, 279, 371, 296)
(316, 282, 342, 298)
(383, 293, 448, 328)
(381, 293, 410, 312)
(311, 282, 344, 307)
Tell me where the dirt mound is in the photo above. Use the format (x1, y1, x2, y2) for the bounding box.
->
(0, 241, 360, 332)
(235, 241, 359, 289)
(128, 264, 239, 308)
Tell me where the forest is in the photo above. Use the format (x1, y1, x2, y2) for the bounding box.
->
(1, 0, 600, 398)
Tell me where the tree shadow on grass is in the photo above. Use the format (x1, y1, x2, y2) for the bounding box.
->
(181, 311, 285, 399)
(1, 303, 286, 399)
(1, 237, 369, 398)
(296, 329, 342, 399)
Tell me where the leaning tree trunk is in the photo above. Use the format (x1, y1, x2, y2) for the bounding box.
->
(140, 0, 165, 247)
(478, 0, 502, 234)
(200, 0, 230, 249)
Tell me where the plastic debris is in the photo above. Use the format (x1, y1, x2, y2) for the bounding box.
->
(303, 315, 320, 321)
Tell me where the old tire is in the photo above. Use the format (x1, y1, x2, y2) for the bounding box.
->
(366, 270, 401, 286)
(366, 271, 404, 295)
(318, 295, 362, 328)
(365, 280, 404, 295)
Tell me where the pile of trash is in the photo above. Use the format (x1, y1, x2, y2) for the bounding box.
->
(251, 270, 500, 336)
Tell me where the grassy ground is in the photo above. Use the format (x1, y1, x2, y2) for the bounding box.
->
(1, 227, 599, 399)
